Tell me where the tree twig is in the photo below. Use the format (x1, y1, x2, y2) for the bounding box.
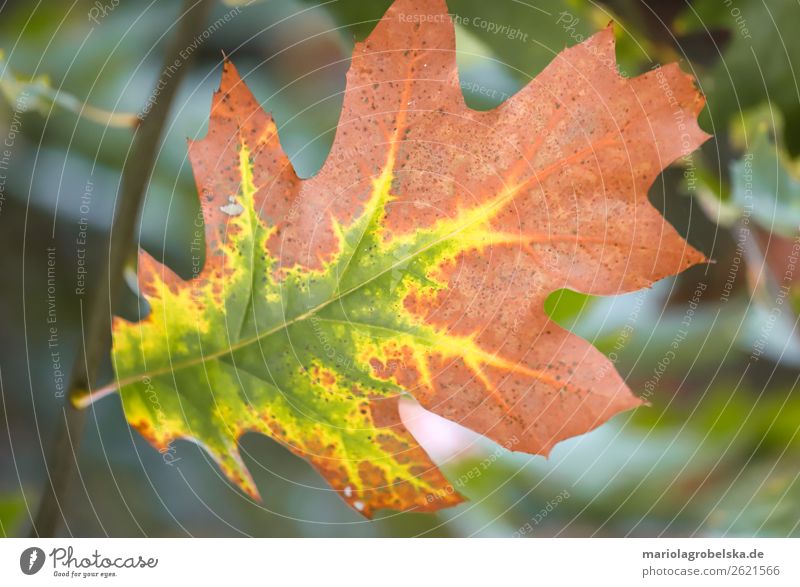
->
(29, 0, 216, 537)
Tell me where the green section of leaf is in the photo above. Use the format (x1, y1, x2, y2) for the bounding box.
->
(108, 141, 487, 515)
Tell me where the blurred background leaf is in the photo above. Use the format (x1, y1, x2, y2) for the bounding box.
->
(0, 493, 26, 537)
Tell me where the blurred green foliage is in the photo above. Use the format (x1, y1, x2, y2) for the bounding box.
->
(0, 493, 26, 537)
(682, 0, 800, 154)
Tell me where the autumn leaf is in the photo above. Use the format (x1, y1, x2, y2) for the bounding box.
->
(76, 0, 709, 516)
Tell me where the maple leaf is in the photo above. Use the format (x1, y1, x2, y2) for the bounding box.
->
(77, 0, 709, 516)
